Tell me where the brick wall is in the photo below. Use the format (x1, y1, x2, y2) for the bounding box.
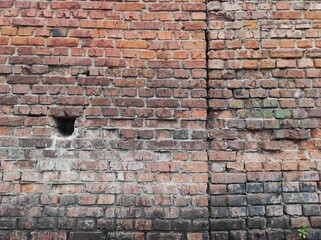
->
(0, 0, 321, 239)
(208, 1, 321, 239)
(0, 0, 208, 239)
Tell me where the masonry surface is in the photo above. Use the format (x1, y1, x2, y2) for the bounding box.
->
(0, 0, 321, 239)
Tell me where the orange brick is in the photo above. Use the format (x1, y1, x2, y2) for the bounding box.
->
(271, 11, 301, 19)
(116, 40, 148, 49)
(173, 51, 188, 59)
(244, 40, 260, 49)
(18, 28, 34, 36)
(305, 12, 321, 19)
(243, 60, 258, 69)
(0, 37, 9, 45)
(140, 51, 155, 59)
(1, 27, 17, 36)
(243, 21, 258, 29)
(47, 38, 79, 47)
(158, 32, 172, 40)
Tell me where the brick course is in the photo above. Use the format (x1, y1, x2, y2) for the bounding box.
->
(0, 0, 321, 239)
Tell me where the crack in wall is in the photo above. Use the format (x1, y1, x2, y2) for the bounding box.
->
(205, 0, 211, 237)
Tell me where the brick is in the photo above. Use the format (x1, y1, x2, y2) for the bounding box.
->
(208, 151, 236, 161)
(272, 130, 310, 140)
(12, 19, 45, 27)
(300, 182, 317, 191)
(283, 171, 319, 181)
(0, 219, 17, 229)
(249, 206, 265, 217)
(285, 205, 302, 216)
(47, 38, 79, 47)
(284, 193, 319, 203)
(210, 219, 246, 230)
(311, 217, 321, 228)
(266, 205, 284, 217)
(267, 217, 290, 229)
(212, 173, 246, 183)
(9, 57, 41, 65)
(182, 163, 207, 173)
(0, 117, 23, 126)
(247, 172, 282, 182)
(67, 207, 103, 217)
(0, 1, 14, 8)
(246, 183, 263, 193)
(302, 205, 321, 216)
(69, 232, 105, 240)
(248, 218, 266, 229)
(248, 194, 282, 205)
(82, 2, 113, 9)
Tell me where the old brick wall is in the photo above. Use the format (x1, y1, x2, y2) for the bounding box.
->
(208, 1, 321, 239)
(0, 0, 321, 239)
(0, 0, 208, 239)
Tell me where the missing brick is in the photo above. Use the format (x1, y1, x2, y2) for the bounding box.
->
(52, 28, 68, 37)
(53, 116, 77, 137)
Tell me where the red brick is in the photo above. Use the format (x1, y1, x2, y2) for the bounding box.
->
(115, 3, 146, 11)
(182, 163, 207, 173)
(150, 3, 179, 11)
(305, 12, 321, 19)
(47, 38, 79, 47)
(1, 27, 18, 36)
(47, 19, 78, 27)
(247, 172, 282, 182)
(0, 1, 13, 8)
(51, 1, 79, 9)
(82, 2, 113, 9)
(12, 18, 45, 27)
(116, 40, 148, 49)
(56, 97, 89, 105)
(283, 171, 319, 181)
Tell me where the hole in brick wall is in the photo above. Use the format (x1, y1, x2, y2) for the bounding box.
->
(53, 116, 77, 137)
(52, 28, 67, 37)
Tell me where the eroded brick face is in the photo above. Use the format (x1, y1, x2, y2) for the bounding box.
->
(0, 0, 321, 239)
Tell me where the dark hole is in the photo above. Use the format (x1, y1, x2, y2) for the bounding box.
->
(52, 28, 67, 37)
(54, 117, 76, 137)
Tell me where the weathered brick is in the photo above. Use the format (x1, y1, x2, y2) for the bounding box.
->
(283, 171, 319, 181)
(247, 172, 282, 182)
(69, 232, 105, 240)
(248, 218, 266, 229)
(12, 19, 45, 27)
(248, 194, 282, 205)
(0, 219, 17, 229)
(212, 173, 246, 184)
(272, 130, 310, 140)
(267, 217, 290, 229)
(302, 204, 321, 216)
(210, 219, 246, 230)
(249, 206, 265, 217)
(285, 205, 302, 216)
(0, 117, 23, 126)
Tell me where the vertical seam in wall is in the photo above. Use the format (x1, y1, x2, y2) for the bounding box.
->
(205, 0, 211, 237)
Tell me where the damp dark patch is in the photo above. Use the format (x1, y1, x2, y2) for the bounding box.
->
(53, 116, 77, 137)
